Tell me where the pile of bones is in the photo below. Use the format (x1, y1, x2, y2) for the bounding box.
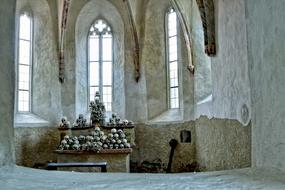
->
(58, 127, 131, 152)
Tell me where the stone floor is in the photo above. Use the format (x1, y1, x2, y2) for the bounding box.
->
(0, 166, 285, 190)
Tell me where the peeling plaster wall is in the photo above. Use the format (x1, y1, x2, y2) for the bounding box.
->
(0, 0, 16, 166)
(245, 0, 285, 171)
(132, 122, 196, 172)
(195, 117, 251, 171)
(210, 0, 251, 124)
(14, 127, 60, 167)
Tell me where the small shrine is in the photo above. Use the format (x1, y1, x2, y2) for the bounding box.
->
(56, 92, 135, 172)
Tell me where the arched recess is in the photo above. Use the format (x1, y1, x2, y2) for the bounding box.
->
(75, 0, 125, 118)
(15, 0, 61, 125)
(143, 0, 195, 121)
(191, 0, 212, 115)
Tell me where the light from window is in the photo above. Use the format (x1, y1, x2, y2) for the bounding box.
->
(18, 13, 32, 112)
(167, 9, 179, 109)
(89, 19, 113, 111)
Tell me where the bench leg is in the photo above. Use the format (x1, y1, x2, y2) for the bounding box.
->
(101, 165, 107, 172)
(47, 166, 57, 170)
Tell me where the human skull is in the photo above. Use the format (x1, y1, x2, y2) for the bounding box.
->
(81, 144, 88, 150)
(79, 114, 84, 119)
(72, 144, 80, 150)
(78, 135, 86, 142)
(114, 133, 119, 139)
(61, 117, 67, 123)
(74, 140, 80, 145)
(120, 133, 126, 138)
(94, 136, 100, 142)
(95, 127, 101, 132)
(122, 119, 128, 126)
(102, 135, 107, 141)
(105, 139, 110, 144)
(119, 144, 125, 149)
(117, 129, 123, 134)
(61, 139, 67, 145)
(86, 136, 94, 142)
(64, 144, 70, 150)
(112, 113, 117, 119)
(111, 128, 117, 134)
(108, 134, 114, 139)
(115, 117, 121, 124)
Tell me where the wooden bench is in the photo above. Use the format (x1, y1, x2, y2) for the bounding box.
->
(47, 162, 107, 172)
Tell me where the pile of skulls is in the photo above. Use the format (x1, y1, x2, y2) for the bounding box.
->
(73, 114, 88, 128)
(89, 91, 106, 126)
(58, 127, 130, 152)
(59, 116, 71, 128)
(108, 113, 134, 127)
(105, 128, 131, 149)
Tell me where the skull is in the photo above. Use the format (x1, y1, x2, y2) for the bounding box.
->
(78, 114, 84, 120)
(114, 133, 119, 139)
(61, 117, 67, 123)
(122, 119, 128, 126)
(95, 127, 101, 132)
(111, 128, 117, 134)
(61, 140, 67, 145)
(117, 129, 123, 134)
(112, 113, 117, 119)
(108, 133, 114, 139)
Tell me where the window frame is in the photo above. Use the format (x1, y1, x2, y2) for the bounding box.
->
(16, 11, 33, 113)
(87, 18, 114, 112)
(165, 7, 180, 109)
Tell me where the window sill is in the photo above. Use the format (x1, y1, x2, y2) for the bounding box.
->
(147, 109, 183, 125)
(14, 113, 50, 128)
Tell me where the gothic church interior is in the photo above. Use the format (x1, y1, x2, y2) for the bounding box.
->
(0, 0, 285, 189)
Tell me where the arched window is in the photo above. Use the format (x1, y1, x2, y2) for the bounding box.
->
(89, 19, 113, 111)
(17, 13, 32, 112)
(166, 8, 179, 109)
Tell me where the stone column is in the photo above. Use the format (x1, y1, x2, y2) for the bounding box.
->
(0, 0, 16, 166)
